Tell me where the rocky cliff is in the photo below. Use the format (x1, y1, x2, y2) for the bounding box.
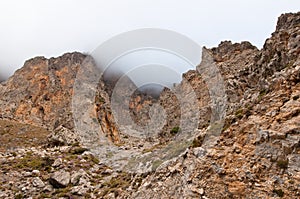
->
(0, 12, 299, 198)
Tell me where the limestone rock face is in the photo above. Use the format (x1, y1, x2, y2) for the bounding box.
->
(0, 53, 84, 130)
(0, 52, 120, 143)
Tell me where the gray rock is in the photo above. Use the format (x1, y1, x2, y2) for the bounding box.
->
(193, 147, 207, 158)
(49, 170, 70, 188)
(32, 177, 45, 188)
(71, 169, 89, 186)
(43, 184, 54, 192)
(52, 158, 63, 167)
(71, 185, 91, 196)
(32, 170, 40, 176)
(199, 188, 205, 195)
(288, 154, 300, 175)
(48, 126, 79, 146)
(256, 129, 269, 144)
(269, 130, 286, 140)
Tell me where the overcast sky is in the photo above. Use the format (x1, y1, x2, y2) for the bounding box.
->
(0, 0, 299, 81)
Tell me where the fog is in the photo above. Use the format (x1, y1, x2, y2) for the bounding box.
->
(0, 0, 299, 82)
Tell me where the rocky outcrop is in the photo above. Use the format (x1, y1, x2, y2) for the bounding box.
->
(0, 52, 121, 144)
(126, 12, 300, 199)
(0, 53, 84, 130)
(49, 170, 71, 188)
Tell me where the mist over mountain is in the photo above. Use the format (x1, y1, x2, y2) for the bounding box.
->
(1, 1, 299, 81)
(0, 74, 5, 82)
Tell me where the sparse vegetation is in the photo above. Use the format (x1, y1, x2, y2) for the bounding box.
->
(15, 154, 53, 171)
(257, 89, 268, 102)
(273, 189, 284, 197)
(276, 159, 289, 169)
(101, 172, 132, 197)
(15, 193, 24, 199)
(235, 108, 244, 119)
(191, 137, 202, 148)
(292, 95, 299, 100)
(69, 146, 88, 155)
(170, 126, 180, 135)
(83, 153, 100, 164)
(0, 119, 50, 152)
(54, 186, 72, 197)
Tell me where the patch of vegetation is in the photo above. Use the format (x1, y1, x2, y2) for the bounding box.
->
(54, 186, 72, 197)
(273, 189, 284, 197)
(286, 61, 295, 69)
(106, 151, 114, 158)
(170, 126, 180, 135)
(276, 159, 289, 169)
(142, 143, 163, 153)
(292, 95, 299, 101)
(235, 108, 244, 119)
(69, 146, 88, 155)
(15, 193, 24, 199)
(152, 160, 164, 170)
(0, 119, 50, 152)
(95, 95, 105, 104)
(191, 137, 203, 148)
(162, 141, 190, 161)
(92, 117, 98, 123)
(71, 142, 80, 147)
(83, 153, 100, 164)
(257, 89, 268, 102)
(101, 172, 132, 197)
(39, 193, 51, 198)
(222, 118, 234, 132)
(15, 154, 53, 171)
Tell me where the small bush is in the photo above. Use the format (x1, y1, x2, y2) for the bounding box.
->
(69, 147, 88, 155)
(191, 138, 202, 148)
(235, 108, 243, 116)
(170, 127, 180, 135)
(15, 193, 24, 199)
(277, 159, 289, 169)
(257, 89, 268, 102)
(273, 189, 284, 197)
(83, 154, 100, 164)
(293, 95, 299, 100)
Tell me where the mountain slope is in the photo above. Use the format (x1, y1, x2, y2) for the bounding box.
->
(0, 12, 299, 199)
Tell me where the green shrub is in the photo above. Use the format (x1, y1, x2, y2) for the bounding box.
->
(170, 127, 180, 135)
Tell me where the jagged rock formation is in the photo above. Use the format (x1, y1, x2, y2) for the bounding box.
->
(0, 52, 120, 144)
(0, 12, 299, 198)
(0, 53, 86, 129)
(129, 12, 300, 198)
